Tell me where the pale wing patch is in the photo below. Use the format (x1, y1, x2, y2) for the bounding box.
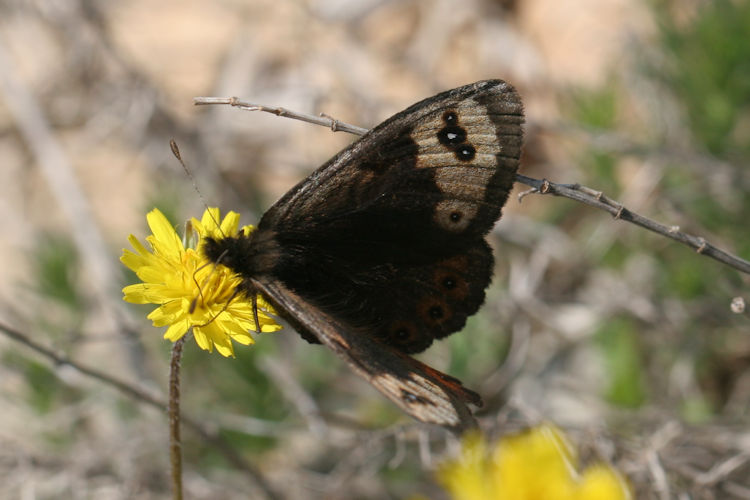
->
(412, 100, 505, 231)
(435, 165, 495, 199)
(371, 372, 461, 427)
(434, 200, 477, 231)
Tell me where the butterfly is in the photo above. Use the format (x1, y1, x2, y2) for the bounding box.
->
(203, 80, 524, 432)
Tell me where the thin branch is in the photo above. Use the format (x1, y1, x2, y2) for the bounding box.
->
(515, 176, 750, 275)
(194, 97, 369, 136)
(194, 96, 750, 276)
(0, 321, 280, 500)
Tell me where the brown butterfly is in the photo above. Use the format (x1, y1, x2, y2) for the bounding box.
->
(203, 80, 524, 432)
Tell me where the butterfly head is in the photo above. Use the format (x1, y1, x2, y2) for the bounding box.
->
(202, 227, 281, 290)
(203, 232, 252, 272)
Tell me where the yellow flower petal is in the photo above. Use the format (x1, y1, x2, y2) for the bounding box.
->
(578, 465, 631, 500)
(146, 209, 184, 255)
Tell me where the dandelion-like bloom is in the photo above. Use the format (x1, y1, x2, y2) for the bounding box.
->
(437, 425, 631, 500)
(121, 208, 281, 357)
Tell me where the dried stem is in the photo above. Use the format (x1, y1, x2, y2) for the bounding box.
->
(194, 96, 750, 276)
(169, 336, 185, 500)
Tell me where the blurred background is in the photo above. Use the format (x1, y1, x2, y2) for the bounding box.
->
(1, 0, 749, 498)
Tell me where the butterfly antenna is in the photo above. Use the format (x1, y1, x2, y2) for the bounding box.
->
(169, 139, 226, 237)
(188, 261, 211, 314)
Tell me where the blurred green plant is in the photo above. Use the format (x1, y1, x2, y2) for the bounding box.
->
(595, 317, 647, 408)
(654, 0, 750, 159)
(553, 0, 750, 420)
(650, 0, 750, 414)
(653, 0, 750, 256)
(31, 233, 85, 332)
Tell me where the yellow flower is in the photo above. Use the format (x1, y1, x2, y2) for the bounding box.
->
(121, 208, 281, 357)
(437, 425, 631, 500)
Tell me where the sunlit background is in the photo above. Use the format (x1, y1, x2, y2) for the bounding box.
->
(1, 0, 749, 498)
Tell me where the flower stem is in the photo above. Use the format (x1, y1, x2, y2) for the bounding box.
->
(169, 336, 186, 500)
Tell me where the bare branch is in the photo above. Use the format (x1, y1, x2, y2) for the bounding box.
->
(195, 96, 750, 276)
(194, 96, 369, 136)
(515, 175, 750, 275)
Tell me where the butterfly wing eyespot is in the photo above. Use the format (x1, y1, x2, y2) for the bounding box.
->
(442, 110, 458, 124)
(383, 320, 432, 353)
(429, 305, 443, 319)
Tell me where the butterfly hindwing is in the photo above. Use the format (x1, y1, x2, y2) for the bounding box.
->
(254, 278, 481, 432)
(357, 240, 494, 354)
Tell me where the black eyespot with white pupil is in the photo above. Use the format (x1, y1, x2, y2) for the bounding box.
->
(429, 305, 444, 319)
(442, 111, 458, 124)
(450, 211, 462, 222)
(442, 276, 457, 289)
(437, 126, 467, 146)
(395, 328, 410, 340)
(438, 109, 475, 162)
(457, 144, 476, 161)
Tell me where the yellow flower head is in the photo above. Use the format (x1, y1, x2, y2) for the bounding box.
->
(121, 208, 281, 357)
(437, 425, 631, 500)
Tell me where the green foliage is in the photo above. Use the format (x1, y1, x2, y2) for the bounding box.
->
(568, 85, 618, 130)
(649, 0, 750, 299)
(596, 317, 647, 408)
(446, 303, 511, 380)
(680, 395, 714, 423)
(2, 351, 79, 414)
(655, 0, 750, 158)
(31, 234, 83, 314)
(567, 86, 621, 194)
(29, 233, 88, 351)
(553, 2, 750, 425)
(180, 335, 288, 454)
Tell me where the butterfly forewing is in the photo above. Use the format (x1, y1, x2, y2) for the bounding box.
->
(261, 80, 523, 239)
